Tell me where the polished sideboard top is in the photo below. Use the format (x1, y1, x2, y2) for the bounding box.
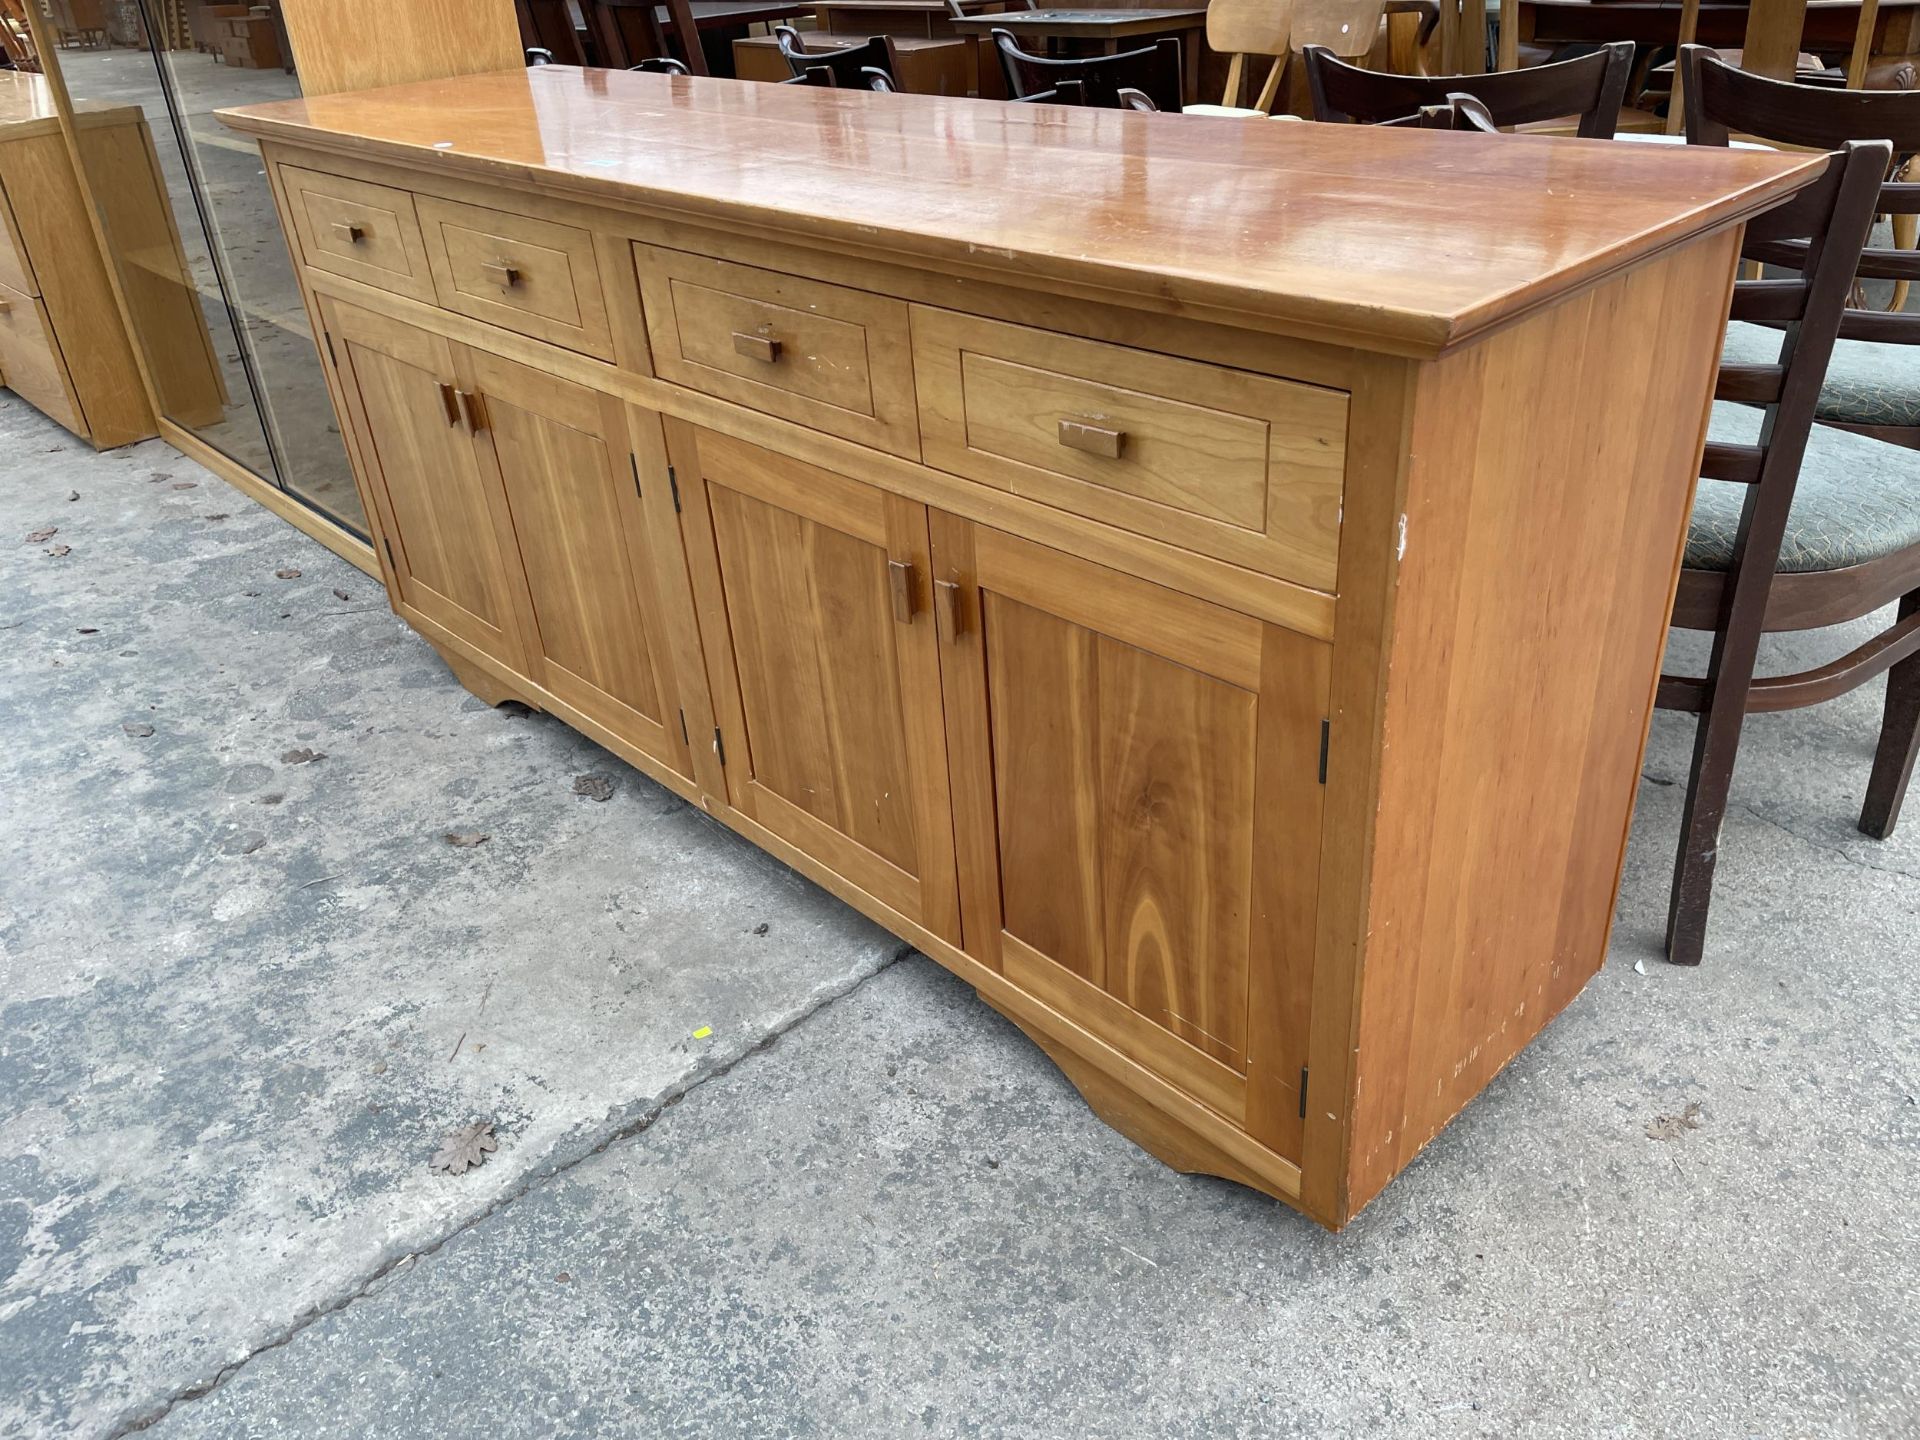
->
(218, 65, 1818, 356)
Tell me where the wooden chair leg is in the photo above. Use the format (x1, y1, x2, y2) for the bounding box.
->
(1666, 623, 1767, 966)
(1860, 590, 1920, 840)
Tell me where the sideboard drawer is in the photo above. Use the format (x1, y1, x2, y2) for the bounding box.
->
(0, 281, 84, 436)
(281, 164, 435, 303)
(912, 307, 1348, 592)
(418, 194, 613, 360)
(633, 244, 919, 460)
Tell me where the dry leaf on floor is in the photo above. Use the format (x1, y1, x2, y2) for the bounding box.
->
(281, 747, 326, 765)
(572, 773, 615, 803)
(274, 568, 301, 580)
(67, 491, 79, 502)
(444, 831, 490, 847)
(430, 1120, 498, 1175)
(47, 545, 71, 557)
(1646, 1101, 1704, 1141)
(171, 482, 197, 491)
(333, 588, 350, 601)
(122, 722, 154, 737)
(24, 527, 55, 544)
(77, 627, 98, 636)
(205, 513, 230, 522)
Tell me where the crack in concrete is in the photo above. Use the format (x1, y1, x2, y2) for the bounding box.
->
(105, 940, 918, 1438)
(1739, 803, 1920, 884)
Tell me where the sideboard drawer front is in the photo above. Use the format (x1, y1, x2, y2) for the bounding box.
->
(281, 165, 434, 303)
(418, 195, 613, 360)
(0, 281, 84, 436)
(634, 244, 919, 460)
(913, 307, 1348, 592)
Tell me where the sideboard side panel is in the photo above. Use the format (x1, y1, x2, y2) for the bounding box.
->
(1343, 229, 1742, 1217)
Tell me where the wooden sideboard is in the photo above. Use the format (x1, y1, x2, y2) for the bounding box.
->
(0, 71, 224, 448)
(220, 69, 1815, 1229)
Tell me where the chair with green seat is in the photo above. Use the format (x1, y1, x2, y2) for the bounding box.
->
(1653, 46, 1914, 966)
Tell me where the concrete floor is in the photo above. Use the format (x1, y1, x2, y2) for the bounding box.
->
(1, 394, 1916, 1439)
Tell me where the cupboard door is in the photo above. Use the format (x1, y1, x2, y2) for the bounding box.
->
(318, 295, 527, 673)
(673, 423, 961, 944)
(932, 514, 1329, 1160)
(458, 347, 698, 780)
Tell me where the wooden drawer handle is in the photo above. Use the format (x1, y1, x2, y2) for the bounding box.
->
(457, 389, 487, 433)
(331, 220, 365, 244)
(732, 331, 782, 364)
(439, 382, 461, 428)
(934, 579, 962, 644)
(1058, 418, 1125, 459)
(887, 558, 916, 624)
(482, 260, 521, 288)
(0, 297, 11, 315)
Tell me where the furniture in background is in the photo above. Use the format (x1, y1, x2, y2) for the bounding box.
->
(737, 29, 975, 91)
(279, 0, 524, 96)
(211, 7, 281, 67)
(589, 0, 813, 74)
(1190, 0, 1295, 114)
(1304, 36, 1632, 133)
(187, 0, 247, 54)
(1660, 47, 1920, 963)
(220, 66, 1816, 1226)
(954, 8, 1206, 101)
(1497, 0, 1920, 80)
(0, 70, 162, 446)
(516, 0, 593, 64)
(45, 0, 110, 48)
(988, 24, 1185, 106)
(772, 23, 903, 83)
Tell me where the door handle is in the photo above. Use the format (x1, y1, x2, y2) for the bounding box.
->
(1058, 419, 1125, 459)
(887, 559, 916, 624)
(439, 382, 461, 427)
(457, 389, 487, 433)
(481, 260, 521, 289)
(731, 331, 781, 364)
(331, 220, 365, 244)
(933, 579, 962, 644)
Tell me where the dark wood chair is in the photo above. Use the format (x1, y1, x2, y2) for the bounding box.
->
(991, 29, 1184, 112)
(783, 63, 839, 84)
(589, 0, 709, 75)
(860, 65, 898, 91)
(1379, 91, 1502, 130)
(1699, 59, 1920, 452)
(629, 55, 691, 74)
(1302, 39, 1635, 137)
(1654, 46, 1905, 964)
(773, 24, 901, 87)
(516, 0, 593, 65)
(525, 46, 555, 65)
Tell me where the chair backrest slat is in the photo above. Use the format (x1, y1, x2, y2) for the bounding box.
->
(1301, 39, 1634, 137)
(774, 24, 900, 86)
(1700, 442, 1767, 485)
(1716, 363, 1788, 407)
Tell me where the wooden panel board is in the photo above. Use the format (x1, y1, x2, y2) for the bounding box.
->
(282, 163, 436, 304)
(419, 193, 613, 360)
(1340, 228, 1743, 1218)
(279, 0, 523, 98)
(0, 280, 84, 435)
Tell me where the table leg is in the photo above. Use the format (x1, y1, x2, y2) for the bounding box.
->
(1182, 24, 1199, 104)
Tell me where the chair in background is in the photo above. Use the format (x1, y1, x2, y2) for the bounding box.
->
(1654, 46, 1907, 964)
(1186, 0, 1294, 115)
(991, 28, 1184, 110)
(783, 63, 839, 84)
(861, 65, 898, 91)
(630, 55, 691, 74)
(1303, 37, 1631, 135)
(773, 25, 902, 87)
(516, 0, 592, 65)
(1379, 88, 1499, 127)
(526, 45, 554, 64)
(589, 0, 709, 75)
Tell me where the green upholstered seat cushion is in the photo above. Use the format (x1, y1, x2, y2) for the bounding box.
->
(1687, 401, 1920, 573)
(1722, 320, 1920, 431)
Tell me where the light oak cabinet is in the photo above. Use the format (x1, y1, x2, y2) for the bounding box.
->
(223, 73, 1814, 1228)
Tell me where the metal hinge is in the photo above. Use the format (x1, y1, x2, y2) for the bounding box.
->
(630, 453, 643, 500)
(1318, 719, 1330, 785)
(1298, 1066, 1309, 1119)
(678, 708, 689, 746)
(668, 465, 681, 513)
(712, 726, 726, 766)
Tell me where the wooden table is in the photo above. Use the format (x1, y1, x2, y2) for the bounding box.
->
(222, 68, 1817, 1230)
(949, 7, 1209, 103)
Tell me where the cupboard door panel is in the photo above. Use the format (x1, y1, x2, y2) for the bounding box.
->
(674, 425, 960, 943)
(319, 296, 526, 672)
(462, 348, 693, 777)
(936, 515, 1328, 1153)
